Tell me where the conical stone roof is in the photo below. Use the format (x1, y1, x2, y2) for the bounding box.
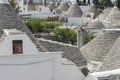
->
(0, 0, 87, 67)
(0, 1, 32, 38)
(99, 8, 111, 20)
(80, 29, 120, 62)
(58, 2, 70, 12)
(55, 1, 60, 7)
(99, 35, 120, 71)
(47, 2, 57, 12)
(86, 4, 99, 18)
(54, 8, 62, 14)
(102, 8, 111, 14)
(104, 6, 120, 28)
(86, 19, 104, 29)
(106, 6, 120, 20)
(67, 3, 83, 17)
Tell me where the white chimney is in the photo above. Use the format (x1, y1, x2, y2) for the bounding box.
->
(0, 0, 9, 4)
(77, 27, 85, 48)
(42, 0, 46, 6)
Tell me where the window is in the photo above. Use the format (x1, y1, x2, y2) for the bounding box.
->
(87, 14, 91, 18)
(13, 40, 23, 54)
(39, 8, 41, 12)
(53, 12, 56, 15)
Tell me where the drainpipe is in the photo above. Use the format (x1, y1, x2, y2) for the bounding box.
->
(77, 27, 85, 48)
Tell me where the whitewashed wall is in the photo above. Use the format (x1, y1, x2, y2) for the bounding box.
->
(0, 53, 61, 80)
(32, 0, 42, 3)
(67, 17, 91, 26)
(0, 34, 39, 55)
(0, 29, 85, 80)
(0, 52, 85, 80)
(20, 6, 53, 18)
(40, 7, 52, 14)
(0, 0, 9, 4)
(85, 69, 120, 80)
(30, 14, 53, 18)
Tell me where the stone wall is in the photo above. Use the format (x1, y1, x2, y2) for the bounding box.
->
(98, 74, 120, 80)
(35, 38, 87, 67)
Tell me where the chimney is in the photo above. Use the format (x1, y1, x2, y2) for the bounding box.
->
(43, 0, 47, 6)
(0, 0, 9, 4)
(77, 27, 85, 48)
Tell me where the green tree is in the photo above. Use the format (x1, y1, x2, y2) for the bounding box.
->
(26, 19, 43, 33)
(76, 0, 79, 3)
(99, 0, 113, 7)
(93, 0, 99, 5)
(113, 0, 117, 6)
(54, 28, 95, 45)
(54, 28, 77, 45)
(24, 18, 62, 33)
(116, 0, 120, 8)
(8, 0, 19, 13)
(83, 0, 86, 4)
(84, 31, 95, 44)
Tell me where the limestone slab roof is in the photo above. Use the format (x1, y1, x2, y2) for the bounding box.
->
(55, 1, 60, 7)
(67, 3, 83, 17)
(80, 30, 120, 62)
(98, 8, 111, 20)
(86, 19, 104, 29)
(58, 2, 70, 12)
(0, 3, 87, 67)
(54, 8, 62, 14)
(47, 2, 57, 12)
(99, 36, 120, 71)
(102, 8, 111, 15)
(106, 6, 120, 21)
(86, 4, 99, 18)
(103, 6, 120, 28)
(0, 4, 32, 38)
(35, 38, 87, 67)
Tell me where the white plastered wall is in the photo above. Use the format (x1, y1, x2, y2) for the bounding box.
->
(0, 53, 62, 80)
(0, 0, 9, 4)
(0, 34, 39, 55)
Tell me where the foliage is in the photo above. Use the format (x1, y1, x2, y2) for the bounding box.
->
(113, 0, 120, 7)
(83, 0, 86, 4)
(24, 18, 62, 33)
(84, 31, 95, 44)
(53, 28, 95, 45)
(8, 0, 19, 13)
(116, 0, 120, 8)
(99, 0, 113, 7)
(76, 0, 80, 4)
(54, 28, 77, 45)
(113, 1, 117, 6)
(93, 0, 99, 5)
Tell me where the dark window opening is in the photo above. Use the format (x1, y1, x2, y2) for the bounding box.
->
(13, 40, 23, 54)
(53, 12, 56, 15)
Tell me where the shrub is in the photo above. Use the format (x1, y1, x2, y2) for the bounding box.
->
(54, 28, 77, 45)
(24, 18, 62, 33)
